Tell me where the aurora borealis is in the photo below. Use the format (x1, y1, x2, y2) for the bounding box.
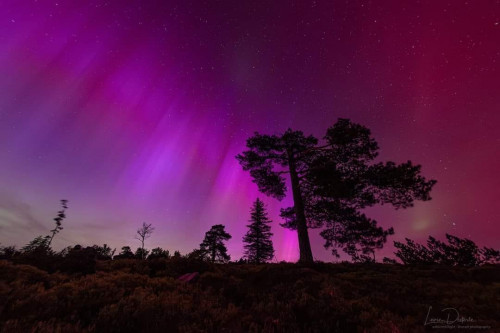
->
(1, 1, 498, 261)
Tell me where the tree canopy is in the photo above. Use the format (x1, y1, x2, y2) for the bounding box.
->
(237, 118, 436, 262)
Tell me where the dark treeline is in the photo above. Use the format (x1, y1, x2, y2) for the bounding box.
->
(2, 231, 498, 277)
(1, 200, 498, 275)
(1, 119, 499, 272)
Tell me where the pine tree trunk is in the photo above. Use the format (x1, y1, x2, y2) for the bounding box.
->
(288, 156, 314, 263)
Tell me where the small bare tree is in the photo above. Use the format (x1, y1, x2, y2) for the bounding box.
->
(135, 222, 154, 259)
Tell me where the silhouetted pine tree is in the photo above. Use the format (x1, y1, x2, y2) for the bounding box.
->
(481, 247, 500, 264)
(394, 234, 500, 266)
(393, 238, 434, 264)
(20, 236, 53, 259)
(149, 247, 170, 259)
(237, 118, 436, 262)
(200, 224, 232, 263)
(92, 244, 115, 260)
(243, 198, 274, 263)
(114, 246, 134, 259)
(0, 245, 18, 259)
(134, 247, 150, 259)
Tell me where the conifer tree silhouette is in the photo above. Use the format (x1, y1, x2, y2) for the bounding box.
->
(243, 198, 274, 263)
(200, 224, 232, 263)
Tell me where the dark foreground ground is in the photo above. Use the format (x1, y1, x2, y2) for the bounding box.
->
(0, 259, 498, 332)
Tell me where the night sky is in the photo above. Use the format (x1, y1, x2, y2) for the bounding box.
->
(1, 1, 499, 261)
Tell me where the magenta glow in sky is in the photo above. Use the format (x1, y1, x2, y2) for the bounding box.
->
(1, 1, 499, 261)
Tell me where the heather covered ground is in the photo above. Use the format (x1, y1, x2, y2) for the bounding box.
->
(1, 259, 498, 332)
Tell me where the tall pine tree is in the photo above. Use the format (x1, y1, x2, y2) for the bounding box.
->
(243, 198, 274, 263)
(237, 118, 436, 262)
(237, 130, 317, 262)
